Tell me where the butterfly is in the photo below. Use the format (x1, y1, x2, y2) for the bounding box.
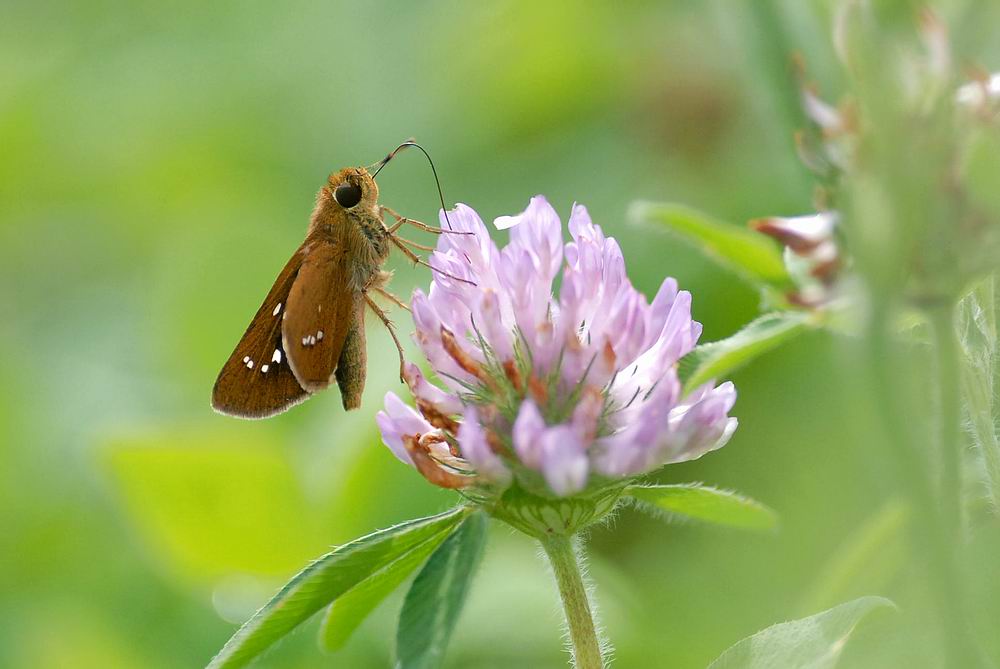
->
(212, 142, 465, 419)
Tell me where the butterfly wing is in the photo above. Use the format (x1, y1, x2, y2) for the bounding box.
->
(212, 246, 310, 419)
(334, 300, 368, 410)
(281, 235, 360, 394)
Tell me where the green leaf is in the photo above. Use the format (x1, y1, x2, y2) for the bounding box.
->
(208, 506, 470, 669)
(396, 512, 489, 669)
(799, 499, 909, 614)
(319, 523, 455, 652)
(630, 201, 789, 286)
(962, 126, 1000, 222)
(707, 596, 895, 669)
(679, 311, 812, 392)
(627, 483, 778, 531)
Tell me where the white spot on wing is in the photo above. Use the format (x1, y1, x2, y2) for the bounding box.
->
(243, 356, 250, 363)
(261, 364, 269, 373)
(247, 360, 254, 369)
(317, 330, 324, 340)
(273, 302, 282, 316)
(272, 349, 282, 363)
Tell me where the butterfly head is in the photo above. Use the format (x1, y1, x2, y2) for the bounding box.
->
(327, 167, 378, 211)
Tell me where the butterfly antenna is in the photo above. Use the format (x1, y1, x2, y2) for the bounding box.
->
(370, 137, 413, 177)
(372, 140, 454, 230)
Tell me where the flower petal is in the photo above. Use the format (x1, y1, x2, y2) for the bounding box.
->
(539, 425, 589, 496)
(377, 392, 435, 466)
(411, 290, 478, 390)
(513, 400, 546, 468)
(505, 196, 564, 281)
(662, 381, 738, 463)
(403, 363, 463, 415)
(458, 406, 511, 485)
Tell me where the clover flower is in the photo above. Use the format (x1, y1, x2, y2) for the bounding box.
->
(782, 20, 1000, 309)
(957, 71, 1000, 116)
(752, 212, 843, 307)
(377, 197, 736, 501)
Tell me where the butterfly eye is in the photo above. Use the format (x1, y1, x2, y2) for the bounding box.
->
(334, 182, 363, 208)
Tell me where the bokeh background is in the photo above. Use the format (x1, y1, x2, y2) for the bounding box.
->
(3, 1, 999, 667)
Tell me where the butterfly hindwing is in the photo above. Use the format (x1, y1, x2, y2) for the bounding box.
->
(211, 246, 311, 419)
(334, 300, 368, 410)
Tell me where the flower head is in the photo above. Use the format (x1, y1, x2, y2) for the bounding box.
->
(377, 197, 737, 501)
(957, 71, 1000, 113)
(752, 212, 843, 307)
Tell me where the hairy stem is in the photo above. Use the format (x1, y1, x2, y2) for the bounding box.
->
(867, 303, 983, 667)
(540, 535, 604, 669)
(929, 302, 963, 539)
(963, 360, 1000, 511)
(960, 278, 1000, 511)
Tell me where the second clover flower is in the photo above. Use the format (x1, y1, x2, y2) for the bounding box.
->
(377, 196, 737, 498)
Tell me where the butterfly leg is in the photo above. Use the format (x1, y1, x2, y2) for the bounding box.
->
(364, 292, 406, 381)
(393, 236, 436, 252)
(380, 205, 434, 234)
(380, 205, 472, 236)
(386, 234, 476, 286)
(374, 286, 411, 312)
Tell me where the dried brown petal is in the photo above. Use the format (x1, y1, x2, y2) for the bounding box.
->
(403, 434, 473, 489)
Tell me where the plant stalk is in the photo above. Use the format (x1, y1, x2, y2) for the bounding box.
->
(960, 278, 1000, 511)
(929, 302, 963, 540)
(867, 303, 984, 667)
(540, 534, 604, 669)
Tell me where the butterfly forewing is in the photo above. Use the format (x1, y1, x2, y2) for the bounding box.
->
(282, 235, 358, 393)
(212, 247, 310, 418)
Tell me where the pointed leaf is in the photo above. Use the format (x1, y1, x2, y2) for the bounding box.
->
(319, 522, 456, 652)
(396, 512, 489, 669)
(208, 506, 469, 669)
(627, 484, 777, 531)
(680, 311, 812, 392)
(962, 126, 1000, 222)
(707, 596, 895, 669)
(630, 201, 789, 286)
(800, 499, 909, 613)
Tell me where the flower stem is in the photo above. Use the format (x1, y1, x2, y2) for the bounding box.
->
(928, 302, 963, 540)
(867, 302, 984, 667)
(540, 534, 604, 669)
(960, 278, 1000, 512)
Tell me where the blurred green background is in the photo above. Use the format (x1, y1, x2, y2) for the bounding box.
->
(3, 1, 999, 667)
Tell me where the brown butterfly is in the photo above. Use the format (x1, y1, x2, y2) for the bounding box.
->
(212, 142, 465, 419)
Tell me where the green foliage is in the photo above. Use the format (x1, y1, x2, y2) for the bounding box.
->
(679, 311, 813, 393)
(959, 278, 1000, 511)
(799, 500, 909, 614)
(962, 127, 1000, 225)
(396, 512, 489, 669)
(627, 484, 777, 531)
(707, 596, 896, 669)
(319, 526, 449, 652)
(208, 507, 470, 669)
(630, 201, 789, 287)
